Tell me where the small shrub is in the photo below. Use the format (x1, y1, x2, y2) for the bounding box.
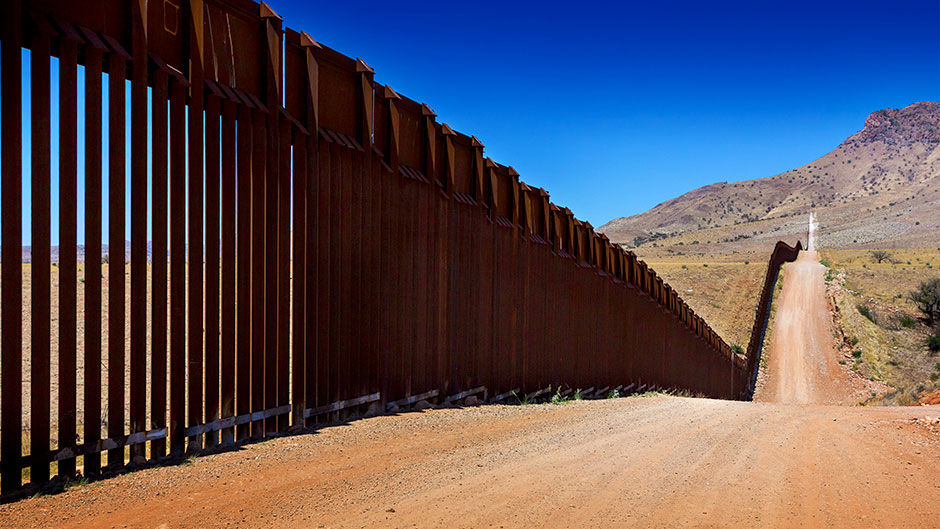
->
(573, 388, 584, 400)
(910, 278, 940, 324)
(731, 344, 744, 355)
(856, 304, 876, 323)
(703, 263, 708, 268)
(838, 359, 847, 365)
(607, 389, 620, 399)
(929, 330, 940, 354)
(900, 315, 915, 328)
(852, 349, 862, 359)
(850, 336, 859, 346)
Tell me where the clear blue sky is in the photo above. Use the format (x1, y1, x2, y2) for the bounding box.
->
(277, 0, 938, 226)
(6, 0, 940, 245)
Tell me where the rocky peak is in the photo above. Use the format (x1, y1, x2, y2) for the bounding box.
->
(844, 101, 940, 145)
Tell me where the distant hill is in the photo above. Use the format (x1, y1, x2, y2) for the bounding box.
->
(600, 102, 940, 251)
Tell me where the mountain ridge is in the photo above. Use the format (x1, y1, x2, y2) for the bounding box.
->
(599, 101, 940, 250)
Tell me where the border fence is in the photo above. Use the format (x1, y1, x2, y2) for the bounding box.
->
(1, 0, 800, 495)
(743, 240, 803, 398)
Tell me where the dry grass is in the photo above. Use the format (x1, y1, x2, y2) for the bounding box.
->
(0, 262, 189, 465)
(621, 216, 809, 257)
(638, 252, 766, 350)
(821, 248, 940, 404)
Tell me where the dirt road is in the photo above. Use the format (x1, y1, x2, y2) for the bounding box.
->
(1, 397, 939, 528)
(3, 213, 940, 527)
(756, 212, 863, 404)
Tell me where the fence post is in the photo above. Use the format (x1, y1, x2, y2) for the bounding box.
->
(130, 0, 150, 459)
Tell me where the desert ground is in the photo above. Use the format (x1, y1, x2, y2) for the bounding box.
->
(821, 248, 940, 404)
(3, 216, 940, 527)
(638, 253, 767, 351)
(0, 263, 191, 476)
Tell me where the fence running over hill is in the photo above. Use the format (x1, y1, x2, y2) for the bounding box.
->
(0, 0, 792, 495)
(743, 240, 803, 398)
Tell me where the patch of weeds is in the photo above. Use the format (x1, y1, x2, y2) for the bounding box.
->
(819, 259, 830, 267)
(731, 344, 744, 355)
(900, 315, 915, 328)
(850, 336, 859, 346)
(511, 391, 534, 405)
(931, 373, 939, 382)
(64, 475, 91, 491)
(838, 359, 847, 365)
(550, 388, 570, 405)
(852, 349, 862, 359)
(572, 388, 585, 401)
(607, 389, 621, 399)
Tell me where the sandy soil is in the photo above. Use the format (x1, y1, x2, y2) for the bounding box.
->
(3, 213, 940, 527)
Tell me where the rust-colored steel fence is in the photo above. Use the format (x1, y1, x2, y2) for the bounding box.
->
(743, 240, 803, 398)
(0, 0, 795, 495)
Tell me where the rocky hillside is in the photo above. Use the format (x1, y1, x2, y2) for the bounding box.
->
(600, 102, 940, 252)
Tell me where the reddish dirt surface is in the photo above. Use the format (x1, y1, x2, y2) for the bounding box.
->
(755, 215, 866, 404)
(3, 215, 940, 527)
(919, 389, 940, 405)
(1, 398, 939, 528)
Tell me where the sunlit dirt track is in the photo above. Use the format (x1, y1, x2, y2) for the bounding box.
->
(756, 212, 861, 405)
